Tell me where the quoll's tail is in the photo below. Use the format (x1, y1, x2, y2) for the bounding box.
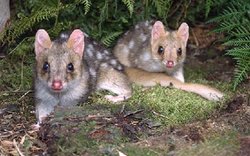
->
(125, 67, 224, 101)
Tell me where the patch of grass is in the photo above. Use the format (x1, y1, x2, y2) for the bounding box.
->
(176, 131, 240, 156)
(0, 55, 34, 92)
(129, 85, 221, 125)
(121, 145, 162, 156)
(90, 83, 224, 126)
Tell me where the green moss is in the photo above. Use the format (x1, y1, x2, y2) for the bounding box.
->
(128, 85, 221, 125)
(121, 145, 162, 156)
(176, 132, 240, 156)
(88, 83, 226, 128)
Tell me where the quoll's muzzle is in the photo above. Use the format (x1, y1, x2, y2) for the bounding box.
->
(51, 80, 63, 90)
(166, 60, 174, 68)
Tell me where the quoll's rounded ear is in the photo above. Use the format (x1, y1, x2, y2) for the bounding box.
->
(35, 29, 52, 58)
(151, 21, 165, 41)
(67, 29, 85, 58)
(177, 22, 189, 44)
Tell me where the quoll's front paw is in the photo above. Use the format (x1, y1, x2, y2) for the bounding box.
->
(209, 91, 224, 101)
(104, 95, 128, 103)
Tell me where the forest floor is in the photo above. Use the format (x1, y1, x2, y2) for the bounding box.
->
(0, 24, 250, 156)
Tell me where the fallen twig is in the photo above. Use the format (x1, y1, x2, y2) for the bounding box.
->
(123, 109, 144, 118)
(152, 110, 172, 122)
(13, 139, 24, 156)
(18, 90, 32, 101)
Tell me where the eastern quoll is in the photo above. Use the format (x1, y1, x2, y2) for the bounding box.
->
(113, 21, 224, 101)
(34, 29, 131, 124)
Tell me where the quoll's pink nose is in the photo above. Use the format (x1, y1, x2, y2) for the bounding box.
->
(51, 80, 63, 90)
(166, 60, 174, 68)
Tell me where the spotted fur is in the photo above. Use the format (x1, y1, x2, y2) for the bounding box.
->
(113, 21, 189, 82)
(113, 21, 224, 101)
(34, 29, 131, 124)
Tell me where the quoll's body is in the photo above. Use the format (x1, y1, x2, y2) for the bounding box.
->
(114, 20, 188, 82)
(35, 29, 131, 123)
(114, 21, 224, 101)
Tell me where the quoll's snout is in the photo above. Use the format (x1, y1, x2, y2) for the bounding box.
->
(166, 60, 174, 68)
(51, 80, 63, 91)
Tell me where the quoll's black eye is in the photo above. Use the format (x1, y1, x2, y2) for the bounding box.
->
(67, 63, 74, 72)
(177, 48, 182, 56)
(158, 46, 164, 55)
(42, 62, 50, 72)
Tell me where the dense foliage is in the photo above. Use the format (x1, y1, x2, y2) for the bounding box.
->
(0, 0, 172, 51)
(209, 0, 250, 89)
(0, 0, 218, 53)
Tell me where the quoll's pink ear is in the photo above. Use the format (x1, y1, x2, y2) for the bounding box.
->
(177, 22, 189, 45)
(151, 21, 166, 42)
(67, 29, 85, 58)
(35, 29, 51, 59)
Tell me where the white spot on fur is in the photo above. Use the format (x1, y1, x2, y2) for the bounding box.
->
(140, 51, 151, 61)
(139, 33, 147, 42)
(110, 59, 117, 65)
(96, 52, 103, 60)
(88, 44, 94, 50)
(135, 59, 138, 64)
(116, 45, 131, 66)
(117, 65, 123, 71)
(87, 49, 93, 57)
(124, 31, 129, 36)
(89, 67, 96, 76)
(128, 40, 135, 49)
(173, 67, 184, 82)
(101, 63, 108, 68)
(104, 50, 110, 55)
(122, 46, 129, 54)
(60, 33, 69, 39)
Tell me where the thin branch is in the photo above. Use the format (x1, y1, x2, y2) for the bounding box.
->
(13, 139, 25, 156)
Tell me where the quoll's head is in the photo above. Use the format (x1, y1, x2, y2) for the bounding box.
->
(34, 29, 85, 92)
(150, 21, 189, 69)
